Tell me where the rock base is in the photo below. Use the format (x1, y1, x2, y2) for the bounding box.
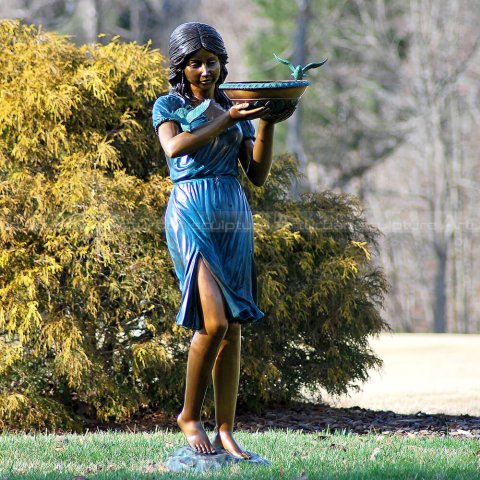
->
(165, 446, 270, 473)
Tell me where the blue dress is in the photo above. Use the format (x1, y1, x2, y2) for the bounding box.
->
(152, 93, 264, 331)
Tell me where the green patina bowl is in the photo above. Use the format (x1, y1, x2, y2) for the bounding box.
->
(219, 80, 309, 123)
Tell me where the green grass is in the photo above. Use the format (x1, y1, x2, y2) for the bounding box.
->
(0, 430, 479, 479)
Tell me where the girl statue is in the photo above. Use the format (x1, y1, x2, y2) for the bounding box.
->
(152, 22, 275, 459)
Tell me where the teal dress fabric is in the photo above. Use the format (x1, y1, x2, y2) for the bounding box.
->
(152, 93, 264, 331)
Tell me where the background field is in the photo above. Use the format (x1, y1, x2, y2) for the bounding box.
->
(322, 333, 480, 416)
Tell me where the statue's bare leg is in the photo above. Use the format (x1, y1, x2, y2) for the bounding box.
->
(212, 323, 252, 459)
(177, 258, 228, 455)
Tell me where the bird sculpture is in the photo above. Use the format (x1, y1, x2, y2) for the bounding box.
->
(273, 53, 327, 80)
(166, 99, 212, 131)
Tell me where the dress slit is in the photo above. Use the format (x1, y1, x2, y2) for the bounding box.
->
(178, 250, 233, 331)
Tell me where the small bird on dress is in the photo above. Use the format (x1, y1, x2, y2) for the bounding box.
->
(166, 99, 212, 131)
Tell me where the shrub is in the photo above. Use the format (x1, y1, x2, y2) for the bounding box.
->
(240, 156, 389, 407)
(0, 20, 184, 430)
(0, 21, 388, 430)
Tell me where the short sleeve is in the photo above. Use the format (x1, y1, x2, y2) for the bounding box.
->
(152, 94, 183, 133)
(239, 120, 256, 141)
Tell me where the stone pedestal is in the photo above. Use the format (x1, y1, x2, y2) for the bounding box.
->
(165, 446, 270, 474)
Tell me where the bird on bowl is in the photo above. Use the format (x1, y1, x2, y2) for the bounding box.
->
(273, 53, 327, 81)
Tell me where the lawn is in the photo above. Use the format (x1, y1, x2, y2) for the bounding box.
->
(1, 430, 479, 479)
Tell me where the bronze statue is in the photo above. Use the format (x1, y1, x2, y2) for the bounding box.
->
(152, 22, 275, 459)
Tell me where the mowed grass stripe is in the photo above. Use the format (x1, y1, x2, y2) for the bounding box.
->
(1, 431, 479, 479)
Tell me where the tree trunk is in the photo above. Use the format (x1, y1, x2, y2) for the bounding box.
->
(130, 1, 141, 42)
(75, 0, 102, 43)
(287, 0, 310, 188)
(433, 242, 447, 333)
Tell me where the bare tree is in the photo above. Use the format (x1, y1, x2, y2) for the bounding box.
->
(286, 0, 310, 183)
(404, 0, 480, 332)
(303, 0, 408, 192)
(364, 0, 480, 332)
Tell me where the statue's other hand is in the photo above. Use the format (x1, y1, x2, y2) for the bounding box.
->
(229, 103, 268, 121)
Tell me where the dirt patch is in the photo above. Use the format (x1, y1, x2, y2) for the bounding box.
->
(234, 404, 480, 438)
(96, 403, 480, 438)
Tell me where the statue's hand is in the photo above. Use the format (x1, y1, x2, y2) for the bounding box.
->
(229, 103, 269, 121)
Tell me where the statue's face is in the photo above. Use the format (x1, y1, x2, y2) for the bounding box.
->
(183, 48, 221, 95)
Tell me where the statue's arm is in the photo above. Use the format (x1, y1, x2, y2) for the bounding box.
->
(157, 113, 234, 158)
(239, 119, 275, 187)
(157, 104, 266, 158)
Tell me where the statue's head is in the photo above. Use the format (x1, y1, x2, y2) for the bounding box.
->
(168, 22, 230, 105)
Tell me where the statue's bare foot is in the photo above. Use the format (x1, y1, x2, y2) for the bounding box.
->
(212, 429, 252, 459)
(177, 412, 216, 454)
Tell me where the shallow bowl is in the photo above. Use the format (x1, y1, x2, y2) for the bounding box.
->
(219, 80, 309, 123)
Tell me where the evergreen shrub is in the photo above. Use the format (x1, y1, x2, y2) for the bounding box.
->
(240, 157, 389, 408)
(0, 21, 388, 430)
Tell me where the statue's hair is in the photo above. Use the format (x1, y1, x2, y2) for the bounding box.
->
(168, 22, 231, 107)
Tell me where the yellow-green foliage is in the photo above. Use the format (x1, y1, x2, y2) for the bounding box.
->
(0, 21, 388, 431)
(239, 155, 389, 407)
(0, 20, 186, 430)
